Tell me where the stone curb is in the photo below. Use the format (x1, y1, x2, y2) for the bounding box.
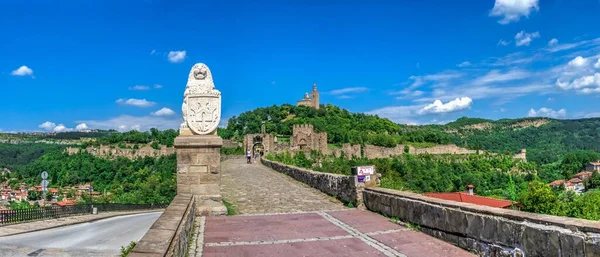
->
(0, 209, 164, 238)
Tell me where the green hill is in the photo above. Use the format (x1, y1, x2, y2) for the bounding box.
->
(219, 104, 452, 147)
(219, 105, 600, 165)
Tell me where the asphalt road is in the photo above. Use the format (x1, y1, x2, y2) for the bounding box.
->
(0, 211, 162, 257)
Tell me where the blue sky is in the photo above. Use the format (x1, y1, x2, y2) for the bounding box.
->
(2, 0, 600, 132)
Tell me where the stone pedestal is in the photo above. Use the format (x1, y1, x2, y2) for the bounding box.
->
(174, 135, 227, 216)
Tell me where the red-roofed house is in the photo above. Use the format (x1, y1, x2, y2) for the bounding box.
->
(573, 171, 593, 180)
(424, 186, 517, 209)
(55, 199, 77, 207)
(549, 177, 586, 194)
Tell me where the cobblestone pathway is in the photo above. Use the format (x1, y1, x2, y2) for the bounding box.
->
(219, 158, 347, 214)
(187, 158, 475, 256)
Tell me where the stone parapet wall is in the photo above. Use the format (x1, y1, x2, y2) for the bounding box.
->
(325, 143, 527, 161)
(261, 158, 359, 204)
(222, 139, 240, 148)
(328, 143, 362, 158)
(363, 187, 600, 257)
(66, 145, 175, 159)
(220, 155, 245, 162)
(129, 194, 196, 257)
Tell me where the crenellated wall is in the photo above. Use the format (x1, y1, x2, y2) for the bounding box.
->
(66, 145, 175, 159)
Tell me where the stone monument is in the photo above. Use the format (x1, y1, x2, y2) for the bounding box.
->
(174, 63, 226, 216)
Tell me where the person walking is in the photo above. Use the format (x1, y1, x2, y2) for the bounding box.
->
(246, 150, 251, 164)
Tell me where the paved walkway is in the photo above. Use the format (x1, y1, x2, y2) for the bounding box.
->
(219, 158, 347, 214)
(188, 158, 475, 257)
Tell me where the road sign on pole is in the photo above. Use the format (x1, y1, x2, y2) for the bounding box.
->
(41, 171, 48, 180)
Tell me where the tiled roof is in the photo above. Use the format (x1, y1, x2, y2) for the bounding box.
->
(56, 200, 76, 207)
(574, 171, 593, 178)
(549, 180, 566, 186)
(568, 177, 583, 184)
(424, 192, 515, 208)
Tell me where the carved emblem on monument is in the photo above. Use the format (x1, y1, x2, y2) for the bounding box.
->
(180, 63, 221, 135)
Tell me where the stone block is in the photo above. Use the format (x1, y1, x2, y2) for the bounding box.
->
(444, 208, 467, 235)
(559, 233, 585, 257)
(198, 173, 220, 184)
(131, 228, 174, 255)
(150, 213, 184, 231)
(523, 226, 560, 257)
(464, 212, 485, 240)
(584, 239, 600, 257)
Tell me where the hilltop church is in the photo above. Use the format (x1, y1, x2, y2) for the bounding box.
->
(296, 83, 320, 110)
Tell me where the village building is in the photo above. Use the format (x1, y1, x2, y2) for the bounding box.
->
(549, 171, 592, 194)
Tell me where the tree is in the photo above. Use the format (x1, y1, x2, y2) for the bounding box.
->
(518, 181, 558, 215)
(27, 190, 40, 201)
(150, 142, 161, 150)
(45, 191, 54, 201)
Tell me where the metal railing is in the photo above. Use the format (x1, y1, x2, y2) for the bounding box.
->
(0, 203, 168, 225)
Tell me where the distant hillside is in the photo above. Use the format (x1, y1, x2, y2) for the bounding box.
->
(220, 105, 600, 165)
(448, 117, 600, 164)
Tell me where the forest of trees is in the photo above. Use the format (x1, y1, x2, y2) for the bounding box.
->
(12, 151, 176, 204)
(0, 143, 67, 170)
(449, 117, 600, 164)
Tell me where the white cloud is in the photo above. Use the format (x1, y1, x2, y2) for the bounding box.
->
(366, 105, 422, 125)
(527, 107, 567, 118)
(418, 97, 473, 115)
(78, 115, 181, 132)
(457, 61, 471, 67)
(548, 38, 559, 46)
(168, 50, 186, 63)
(151, 107, 176, 116)
(328, 87, 368, 95)
(416, 62, 421, 68)
(545, 37, 600, 53)
(150, 49, 156, 55)
(116, 98, 156, 108)
(568, 56, 588, 68)
(515, 31, 540, 46)
(39, 121, 56, 131)
(489, 0, 539, 24)
(53, 124, 73, 133)
(473, 69, 530, 85)
(154, 84, 163, 89)
(129, 85, 150, 91)
(594, 59, 600, 69)
(556, 73, 600, 93)
(11, 66, 33, 76)
(498, 39, 511, 46)
(75, 123, 89, 131)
